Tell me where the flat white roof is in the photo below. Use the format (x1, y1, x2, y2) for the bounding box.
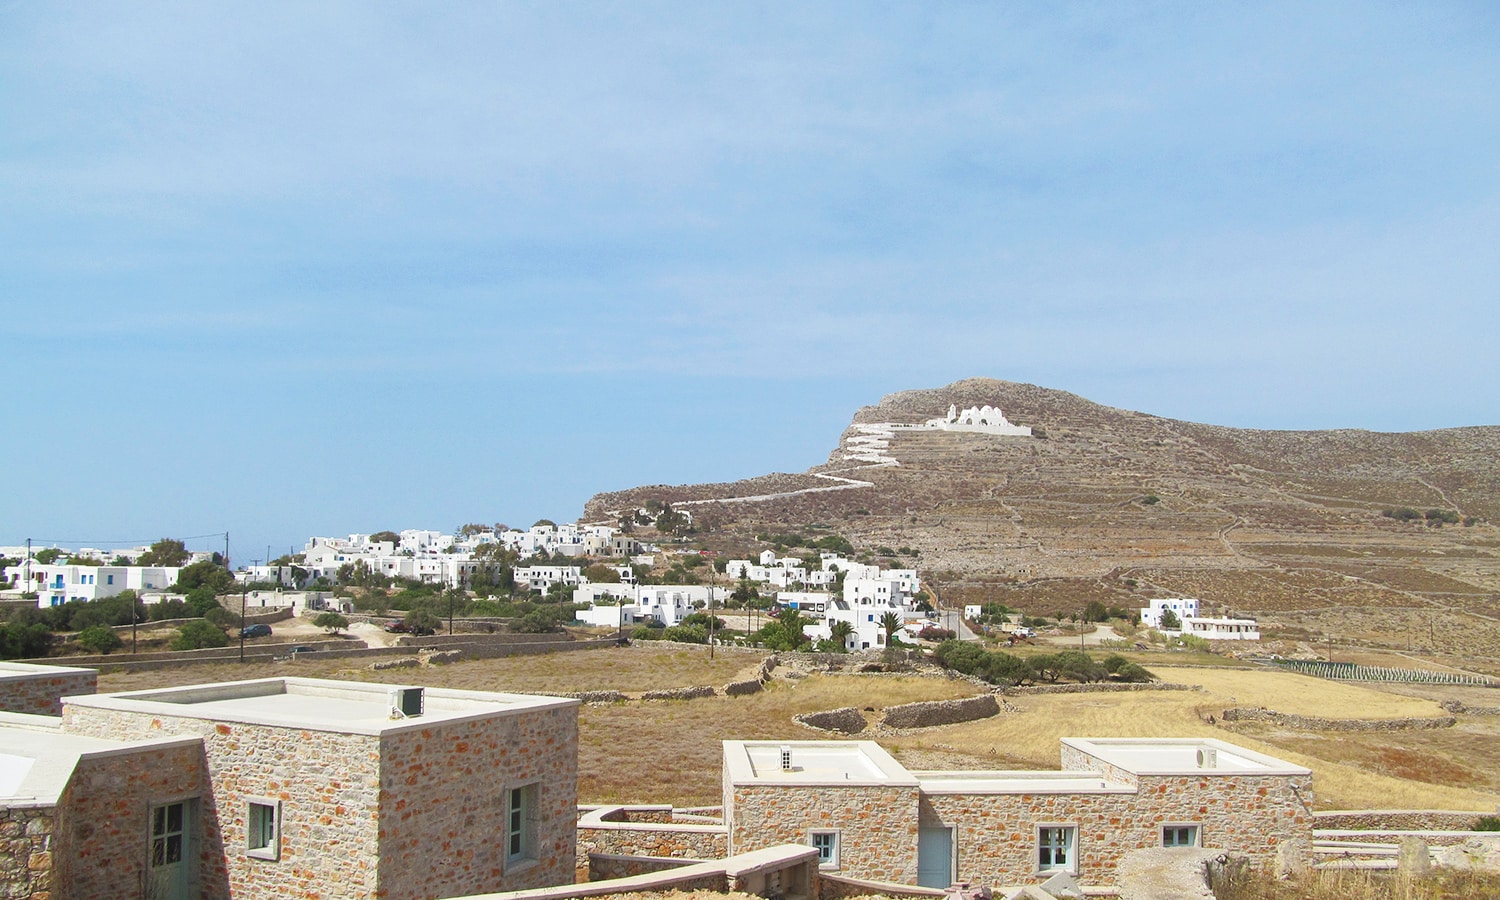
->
(0, 661, 96, 680)
(64, 677, 578, 736)
(913, 770, 1134, 794)
(723, 741, 918, 787)
(0, 719, 197, 806)
(1062, 737, 1311, 777)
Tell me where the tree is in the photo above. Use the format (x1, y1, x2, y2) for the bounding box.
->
(0, 622, 52, 659)
(313, 612, 349, 635)
(730, 575, 760, 609)
(828, 620, 854, 652)
(878, 611, 904, 647)
(1084, 601, 1109, 623)
(171, 620, 229, 651)
(77, 625, 123, 655)
(584, 564, 621, 584)
(403, 608, 441, 635)
(1159, 608, 1181, 631)
(34, 548, 63, 565)
(139, 538, 191, 567)
(173, 560, 235, 595)
(370, 531, 400, 545)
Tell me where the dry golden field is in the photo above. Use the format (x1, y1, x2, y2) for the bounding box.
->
(96, 644, 1500, 813)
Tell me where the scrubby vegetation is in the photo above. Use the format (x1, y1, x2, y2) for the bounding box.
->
(932, 641, 1155, 686)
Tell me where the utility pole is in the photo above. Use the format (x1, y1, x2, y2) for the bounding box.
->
(708, 583, 716, 660)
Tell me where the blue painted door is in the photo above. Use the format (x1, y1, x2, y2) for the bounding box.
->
(917, 826, 953, 888)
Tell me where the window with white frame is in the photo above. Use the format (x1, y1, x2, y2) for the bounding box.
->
(810, 830, 839, 869)
(246, 798, 280, 860)
(506, 783, 539, 865)
(1162, 824, 1199, 848)
(1037, 825, 1076, 873)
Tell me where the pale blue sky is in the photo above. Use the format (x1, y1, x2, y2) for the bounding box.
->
(3, 2, 1497, 562)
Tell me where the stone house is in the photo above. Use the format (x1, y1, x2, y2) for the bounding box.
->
(723, 737, 1313, 889)
(0, 661, 97, 716)
(0, 674, 579, 900)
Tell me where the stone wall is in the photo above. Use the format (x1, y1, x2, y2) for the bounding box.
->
(62, 704, 383, 900)
(587, 852, 707, 881)
(722, 678, 763, 697)
(920, 770, 1311, 885)
(1221, 707, 1456, 731)
(0, 805, 56, 899)
(1315, 810, 1498, 831)
(818, 872, 946, 900)
(1007, 682, 1202, 695)
(0, 668, 96, 716)
(55, 739, 210, 899)
(729, 785, 921, 883)
(378, 703, 579, 898)
(880, 694, 999, 729)
(578, 825, 727, 871)
(1440, 699, 1500, 716)
(795, 707, 867, 734)
(641, 685, 717, 701)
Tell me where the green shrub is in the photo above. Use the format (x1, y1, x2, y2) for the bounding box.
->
(662, 624, 708, 644)
(77, 625, 123, 655)
(1476, 816, 1500, 832)
(171, 620, 229, 651)
(313, 611, 350, 634)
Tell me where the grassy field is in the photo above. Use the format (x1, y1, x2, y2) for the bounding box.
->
(93, 644, 1500, 812)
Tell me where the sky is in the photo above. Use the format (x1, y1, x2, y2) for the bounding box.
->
(3, 2, 1498, 563)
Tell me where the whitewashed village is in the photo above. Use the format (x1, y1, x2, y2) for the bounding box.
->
(0, 403, 1494, 900)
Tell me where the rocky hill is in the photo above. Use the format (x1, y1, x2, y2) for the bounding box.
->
(585, 379, 1500, 662)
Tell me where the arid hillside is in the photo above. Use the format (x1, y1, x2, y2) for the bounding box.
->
(585, 378, 1500, 663)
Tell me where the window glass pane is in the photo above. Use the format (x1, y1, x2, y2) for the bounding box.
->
(166, 834, 182, 864)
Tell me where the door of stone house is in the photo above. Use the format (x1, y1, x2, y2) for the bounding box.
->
(917, 826, 953, 888)
(147, 799, 196, 900)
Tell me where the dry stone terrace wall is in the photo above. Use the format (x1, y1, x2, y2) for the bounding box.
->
(729, 785, 921, 883)
(880, 694, 999, 729)
(56, 739, 209, 900)
(1220, 707, 1456, 732)
(0, 806, 56, 899)
(1315, 810, 1499, 831)
(920, 772, 1311, 885)
(0, 669, 96, 716)
(60, 704, 384, 900)
(378, 704, 579, 898)
(795, 707, 867, 734)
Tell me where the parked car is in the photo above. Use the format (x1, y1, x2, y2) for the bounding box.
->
(287, 646, 315, 655)
(383, 621, 409, 633)
(240, 623, 273, 638)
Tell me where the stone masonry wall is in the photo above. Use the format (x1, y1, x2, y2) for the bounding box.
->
(729, 785, 920, 883)
(588, 852, 707, 881)
(1059, 744, 1140, 788)
(55, 740, 209, 900)
(61, 704, 384, 900)
(577, 823, 727, 871)
(0, 670, 96, 716)
(0, 805, 56, 900)
(919, 772, 1312, 886)
(377, 703, 579, 899)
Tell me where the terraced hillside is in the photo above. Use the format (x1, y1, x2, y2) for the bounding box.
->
(585, 378, 1500, 663)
